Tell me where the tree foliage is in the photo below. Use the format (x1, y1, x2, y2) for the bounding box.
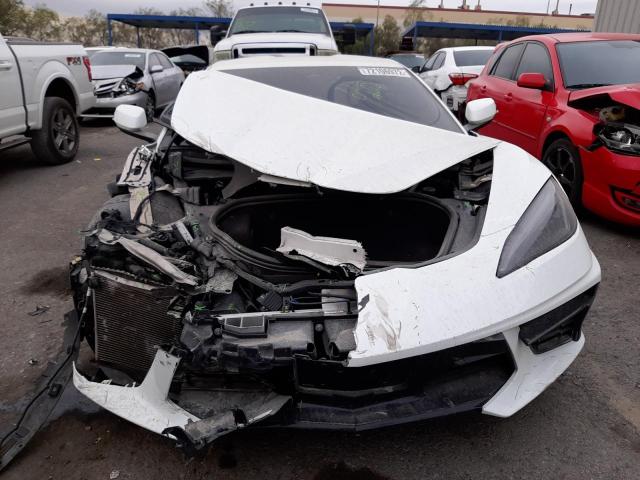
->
(0, 0, 237, 48)
(374, 15, 401, 56)
(204, 0, 234, 18)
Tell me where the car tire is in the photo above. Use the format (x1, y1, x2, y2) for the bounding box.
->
(542, 138, 584, 207)
(145, 92, 156, 121)
(30, 96, 79, 165)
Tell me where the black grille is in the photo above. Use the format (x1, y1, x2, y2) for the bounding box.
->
(93, 270, 181, 372)
(241, 47, 307, 54)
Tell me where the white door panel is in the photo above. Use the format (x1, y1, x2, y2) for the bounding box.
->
(0, 38, 26, 137)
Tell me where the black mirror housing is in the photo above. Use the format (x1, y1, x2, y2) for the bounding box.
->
(210, 25, 227, 46)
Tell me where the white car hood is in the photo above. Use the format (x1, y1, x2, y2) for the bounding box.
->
(171, 68, 499, 194)
(215, 32, 337, 51)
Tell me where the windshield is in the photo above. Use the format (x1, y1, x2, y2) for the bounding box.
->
(557, 40, 640, 89)
(91, 51, 146, 69)
(171, 54, 206, 65)
(224, 66, 461, 132)
(389, 54, 425, 68)
(228, 7, 330, 35)
(453, 49, 493, 67)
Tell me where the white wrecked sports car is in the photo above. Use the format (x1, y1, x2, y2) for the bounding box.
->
(69, 56, 600, 450)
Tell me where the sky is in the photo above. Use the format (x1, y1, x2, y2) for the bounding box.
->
(23, 0, 599, 17)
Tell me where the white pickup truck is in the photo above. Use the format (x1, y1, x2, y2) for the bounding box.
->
(210, 2, 350, 62)
(0, 33, 95, 164)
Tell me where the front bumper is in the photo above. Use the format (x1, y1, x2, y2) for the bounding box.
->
(580, 145, 640, 226)
(73, 271, 598, 445)
(80, 91, 147, 118)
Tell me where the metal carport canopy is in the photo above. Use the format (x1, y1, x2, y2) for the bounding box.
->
(403, 21, 585, 42)
(107, 14, 231, 46)
(107, 13, 374, 53)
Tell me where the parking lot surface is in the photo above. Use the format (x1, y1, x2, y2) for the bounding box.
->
(1, 123, 639, 480)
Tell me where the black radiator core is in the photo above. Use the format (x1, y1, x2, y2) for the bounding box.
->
(93, 270, 181, 372)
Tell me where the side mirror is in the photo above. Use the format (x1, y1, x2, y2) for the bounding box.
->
(114, 105, 147, 131)
(411, 65, 421, 73)
(517, 72, 546, 90)
(465, 98, 496, 129)
(210, 26, 226, 46)
(342, 25, 356, 46)
(150, 64, 163, 74)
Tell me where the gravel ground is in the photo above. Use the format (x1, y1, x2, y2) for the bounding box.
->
(0, 124, 638, 479)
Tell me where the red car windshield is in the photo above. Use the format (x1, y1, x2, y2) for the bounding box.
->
(557, 40, 640, 89)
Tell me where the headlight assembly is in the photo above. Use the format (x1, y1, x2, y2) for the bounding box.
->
(497, 178, 578, 278)
(595, 122, 640, 155)
(113, 79, 144, 95)
(214, 50, 232, 62)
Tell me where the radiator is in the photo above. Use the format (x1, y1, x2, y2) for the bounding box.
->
(93, 269, 181, 372)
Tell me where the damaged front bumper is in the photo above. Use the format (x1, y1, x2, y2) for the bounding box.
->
(81, 91, 147, 118)
(72, 268, 598, 450)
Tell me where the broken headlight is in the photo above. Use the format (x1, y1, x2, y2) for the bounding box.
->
(113, 78, 145, 96)
(595, 122, 640, 156)
(497, 178, 577, 278)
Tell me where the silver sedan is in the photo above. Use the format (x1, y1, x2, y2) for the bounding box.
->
(82, 48, 185, 120)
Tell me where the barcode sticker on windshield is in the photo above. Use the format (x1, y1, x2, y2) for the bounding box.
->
(124, 53, 142, 57)
(358, 67, 410, 78)
(300, 7, 318, 13)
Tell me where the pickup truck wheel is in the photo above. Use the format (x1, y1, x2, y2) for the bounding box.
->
(542, 138, 584, 207)
(30, 96, 79, 165)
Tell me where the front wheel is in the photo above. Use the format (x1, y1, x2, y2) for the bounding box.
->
(542, 138, 584, 207)
(30, 96, 79, 165)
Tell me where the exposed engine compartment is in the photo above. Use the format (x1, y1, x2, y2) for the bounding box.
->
(570, 93, 640, 156)
(69, 127, 499, 446)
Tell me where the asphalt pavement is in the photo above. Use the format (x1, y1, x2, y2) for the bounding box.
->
(0, 123, 638, 479)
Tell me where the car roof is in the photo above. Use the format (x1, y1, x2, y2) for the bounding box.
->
(506, 32, 640, 44)
(102, 47, 155, 54)
(439, 46, 495, 53)
(213, 55, 407, 71)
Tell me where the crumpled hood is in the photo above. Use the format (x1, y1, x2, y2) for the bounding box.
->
(92, 64, 142, 81)
(215, 32, 336, 52)
(568, 83, 640, 109)
(171, 69, 499, 194)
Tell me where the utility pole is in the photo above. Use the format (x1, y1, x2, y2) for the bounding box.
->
(375, 0, 381, 28)
(546, 0, 551, 14)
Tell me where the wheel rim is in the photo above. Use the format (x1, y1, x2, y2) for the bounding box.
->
(145, 96, 154, 119)
(546, 146, 577, 197)
(52, 107, 76, 154)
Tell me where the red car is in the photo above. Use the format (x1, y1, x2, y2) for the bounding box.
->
(467, 33, 640, 226)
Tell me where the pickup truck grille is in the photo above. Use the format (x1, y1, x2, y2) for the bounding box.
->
(233, 44, 316, 58)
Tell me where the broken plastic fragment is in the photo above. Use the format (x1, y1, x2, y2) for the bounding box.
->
(98, 229, 199, 286)
(276, 227, 367, 271)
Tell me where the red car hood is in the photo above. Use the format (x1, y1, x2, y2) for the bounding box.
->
(568, 83, 640, 109)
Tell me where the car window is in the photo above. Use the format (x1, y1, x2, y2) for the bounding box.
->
(423, 54, 437, 70)
(557, 40, 640, 88)
(149, 53, 162, 68)
(453, 49, 493, 67)
(515, 42, 554, 88)
(158, 53, 174, 69)
(91, 51, 146, 70)
(228, 6, 330, 35)
(433, 52, 446, 70)
(224, 66, 462, 133)
(491, 43, 525, 80)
